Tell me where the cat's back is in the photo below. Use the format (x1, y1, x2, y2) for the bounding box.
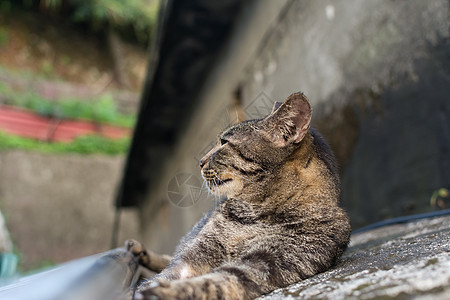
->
(309, 128, 339, 181)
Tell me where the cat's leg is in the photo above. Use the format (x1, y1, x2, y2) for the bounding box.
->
(126, 239, 172, 273)
(135, 261, 273, 300)
(135, 271, 247, 300)
(137, 252, 218, 291)
(135, 237, 320, 300)
(136, 247, 300, 300)
(137, 234, 229, 292)
(136, 259, 285, 300)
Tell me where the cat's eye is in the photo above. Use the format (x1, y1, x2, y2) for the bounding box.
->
(220, 138, 228, 146)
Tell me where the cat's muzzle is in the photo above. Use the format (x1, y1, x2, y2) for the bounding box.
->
(201, 168, 232, 187)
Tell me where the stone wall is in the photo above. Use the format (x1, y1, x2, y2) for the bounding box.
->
(0, 151, 140, 270)
(238, 0, 450, 228)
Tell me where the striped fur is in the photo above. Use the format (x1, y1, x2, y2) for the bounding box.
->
(136, 93, 351, 299)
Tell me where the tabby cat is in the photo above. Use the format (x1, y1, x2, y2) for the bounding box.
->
(130, 92, 351, 299)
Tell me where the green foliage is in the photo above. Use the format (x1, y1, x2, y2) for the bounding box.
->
(0, 82, 136, 128)
(0, 26, 9, 46)
(72, 0, 159, 27)
(0, 131, 130, 155)
(0, 82, 134, 154)
(25, 0, 160, 44)
(0, 1, 12, 14)
(40, 60, 54, 77)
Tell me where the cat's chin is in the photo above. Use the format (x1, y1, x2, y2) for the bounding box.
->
(206, 179, 241, 197)
(207, 180, 232, 194)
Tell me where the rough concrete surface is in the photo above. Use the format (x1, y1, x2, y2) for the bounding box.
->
(260, 214, 450, 299)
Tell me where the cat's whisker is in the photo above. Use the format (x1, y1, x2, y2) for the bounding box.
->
(200, 179, 210, 195)
(258, 166, 268, 173)
(201, 175, 218, 196)
(214, 178, 224, 199)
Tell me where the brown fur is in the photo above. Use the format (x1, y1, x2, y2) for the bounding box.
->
(133, 92, 351, 299)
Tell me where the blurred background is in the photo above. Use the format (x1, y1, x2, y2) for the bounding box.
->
(0, 0, 157, 273)
(0, 0, 449, 278)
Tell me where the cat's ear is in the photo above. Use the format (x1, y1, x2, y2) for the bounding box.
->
(262, 92, 312, 147)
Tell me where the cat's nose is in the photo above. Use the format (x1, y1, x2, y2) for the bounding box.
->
(199, 159, 206, 168)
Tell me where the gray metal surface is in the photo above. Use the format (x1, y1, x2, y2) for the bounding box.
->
(0, 248, 139, 300)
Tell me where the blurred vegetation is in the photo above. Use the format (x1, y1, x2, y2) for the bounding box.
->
(0, 26, 9, 46)
(0, 0, 159, 45)
(0, 132, 130, 155)
(0, 82, 134, 154)
(0, 0, 144, 154)
(0, 83, 136, 128)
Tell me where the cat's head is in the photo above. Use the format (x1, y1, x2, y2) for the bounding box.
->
(200, 92, 312, 198)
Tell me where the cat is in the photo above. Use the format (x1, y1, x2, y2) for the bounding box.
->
(129, 92, 351, 299)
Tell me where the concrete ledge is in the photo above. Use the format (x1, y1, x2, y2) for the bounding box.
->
(260, 214, 450, 299)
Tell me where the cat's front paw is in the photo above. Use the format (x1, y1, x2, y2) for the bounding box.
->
(135, 279, 190, 300)
(125, 239, 150, 267)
